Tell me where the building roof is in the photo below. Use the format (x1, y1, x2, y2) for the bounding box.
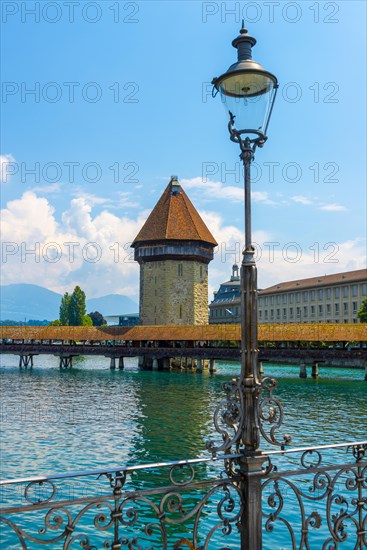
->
(132, 178, 217, 247)
(259, 269, 367, 295)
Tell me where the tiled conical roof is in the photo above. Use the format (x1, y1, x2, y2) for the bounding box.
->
(132, 178, 217, 247)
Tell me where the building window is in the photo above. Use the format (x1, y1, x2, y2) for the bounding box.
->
(334, 287, 340, 299)
(276, 296, 280, 305)
(335, 303, 339, 315)
(270, 309, 274, 319)
(326, 288, 331, 300)
(265, 311, 268, 320)
(343, 286, 349, 298)
(310, 290, 315, 301)
(179, 305, 182, 318)
(259, 297, 263, 307)
(318, 289, 323, 300)
(265, 297, 268, 306)
(352, 285, 357, 297)
(303, 306, 308, 317)
(311, 305, 315, 316)
(343, 303, 348, 313)
(283, 295, 287, 304)
(289, 293, 294, 304)
(318, 305, 323, 316)
(352, 302, 357, 313)
(270, 296, 274, 306)
(289, 308, 294, 318)
(303, 291, 308, 301)
(326, 304, 331, 315)
(276, 308, 280, 318)
(296, 292, 301, 303)
(178, 264, 183, 276)
(362, 283, 367, 295)
(259, 311, 262, 320)
(296, 307, 301, 319)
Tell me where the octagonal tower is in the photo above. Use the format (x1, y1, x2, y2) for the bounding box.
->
(131, 177, 217, 325)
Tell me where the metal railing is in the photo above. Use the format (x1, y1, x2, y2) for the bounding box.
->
(1, 442, 366, 549)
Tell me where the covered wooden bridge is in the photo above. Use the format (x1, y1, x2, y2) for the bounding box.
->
(1, 324, 366, 377)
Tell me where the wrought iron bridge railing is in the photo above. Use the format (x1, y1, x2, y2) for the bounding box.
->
(1, 441, 366, 549)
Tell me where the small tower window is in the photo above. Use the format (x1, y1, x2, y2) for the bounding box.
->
(178, 264, 183, 277)
(200, 266, 203, 278)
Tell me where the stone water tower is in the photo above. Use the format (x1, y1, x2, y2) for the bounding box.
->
(131, 177, 217, 325)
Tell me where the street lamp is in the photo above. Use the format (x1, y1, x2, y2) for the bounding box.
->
(211, 22, 279, 548)
(213, 20, 278, 452)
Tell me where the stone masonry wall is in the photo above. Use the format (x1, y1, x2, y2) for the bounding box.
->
(140, 260, 209, 325)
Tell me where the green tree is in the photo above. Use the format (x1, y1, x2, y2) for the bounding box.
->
(88, 311, 106, 326)
(82, 314, 93, 326)
(69, 286, 87, 326)
(59, 292, 71, 325)
(357, 297, 367, 322)
(49, 319, 62, 326)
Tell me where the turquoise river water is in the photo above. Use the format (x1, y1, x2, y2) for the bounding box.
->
(0, 355, 366, 549)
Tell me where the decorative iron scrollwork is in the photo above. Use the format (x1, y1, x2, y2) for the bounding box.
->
(207, 374, 291, 456)
(259, 377, 292, 450)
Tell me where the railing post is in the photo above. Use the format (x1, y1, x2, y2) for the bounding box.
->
(238, 455, 267, 549)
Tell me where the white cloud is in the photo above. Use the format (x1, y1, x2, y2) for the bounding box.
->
(291, 195, 313, 205)
(181, 177, 277, 205)
(117, 191, 141, 208)
(30, 183, 61, 194)
(0, 154, 16, 183)
(318, 203, 347, 212)
(72, 190, 111, 206)
(0, 192, 144, 298)
(1, 191, 364, 308)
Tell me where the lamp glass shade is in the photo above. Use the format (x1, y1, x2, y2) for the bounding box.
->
(218, 71, 276, 137)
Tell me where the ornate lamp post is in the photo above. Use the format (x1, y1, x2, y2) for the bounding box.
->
(211, 22, 279, 548)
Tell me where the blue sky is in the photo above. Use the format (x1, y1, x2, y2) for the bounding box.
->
(1, 0, 366, 301)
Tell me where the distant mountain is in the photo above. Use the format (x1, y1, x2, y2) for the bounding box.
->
(0, 284, 61, 321)
(0, 284, 138, 322)
(87, 295, 138, 316)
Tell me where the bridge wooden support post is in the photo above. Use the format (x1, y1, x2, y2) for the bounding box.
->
(138, 356, 144, 369)
(144, 357, 153, 369)
(299, 363, 307, 379)
(209, 359, 216, 373)
(196, 358, 203, 372)
(19, 354, 34, 368)
(110, 357, 116, 370)
(118, 357, 124, 370)
(312, 362, 319, 378)
(60, 356, 73, 369)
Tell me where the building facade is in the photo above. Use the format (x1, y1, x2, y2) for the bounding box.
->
(132, 177, 217, 325)
(209, 264, 241, 324)
(209, 268, 367, 324)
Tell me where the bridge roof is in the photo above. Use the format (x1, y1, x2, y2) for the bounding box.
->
(1, 324, 366, 342)
(261, 269, 367, 294)
(131, 179, 217, 247)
